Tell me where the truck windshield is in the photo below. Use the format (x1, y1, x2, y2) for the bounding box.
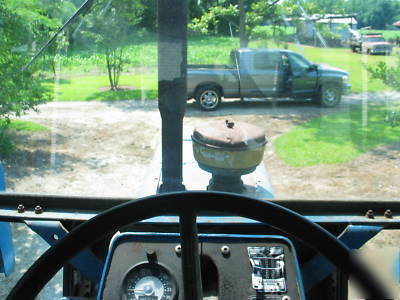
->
(0, 0, 398, 201)
(365, 37, 386, 42)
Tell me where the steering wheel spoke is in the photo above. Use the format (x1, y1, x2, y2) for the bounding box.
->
(179, 210, 203, 300)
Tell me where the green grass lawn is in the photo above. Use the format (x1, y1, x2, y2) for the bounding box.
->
(274, 105, 400, 167)
(8, 120, 49, 131)
(0, 120, 49, 132)
(44, 74, 158, 101)
(0, 120, 49, 156)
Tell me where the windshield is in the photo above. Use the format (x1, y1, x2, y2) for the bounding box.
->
(364, 36, 386, 42)
(0, 0, 399, 202)
(2, 0, 400, 299)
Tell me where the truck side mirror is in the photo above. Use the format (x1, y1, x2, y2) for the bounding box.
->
(308, 64, 317, 72)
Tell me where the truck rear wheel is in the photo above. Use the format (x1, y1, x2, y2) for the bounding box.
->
(195, 86, 221, 111)
(318, 84, 342, 107)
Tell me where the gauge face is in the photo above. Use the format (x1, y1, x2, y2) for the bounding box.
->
(122, 263, 177, 300)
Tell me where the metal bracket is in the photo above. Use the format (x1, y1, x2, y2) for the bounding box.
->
(301, 225, 383, 291)
(25, 220, 104, 282)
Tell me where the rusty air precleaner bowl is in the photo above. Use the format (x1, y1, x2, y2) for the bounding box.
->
(192, 120, 267, 192)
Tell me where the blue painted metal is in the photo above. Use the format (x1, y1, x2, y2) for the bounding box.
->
(396, 252, 400, 283)
(302, 225, 383, 291)
(0, 161, 15, 276)
(137, 215, 400, 225)
(25, 220, 104, 282)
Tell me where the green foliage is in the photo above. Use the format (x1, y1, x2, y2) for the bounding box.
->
(189, 0, 286, 42)
(275, 105, 400, 166)
(251, 25, 296, 42)
(303, 0, 346, 15)
(189, 5, 239, 35)
(367, 57, 400, 91)
(0, 1, 50, 120)
(345, 0, 400, 29)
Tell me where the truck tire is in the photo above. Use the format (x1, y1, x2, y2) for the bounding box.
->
(195, 86, 221, 111)
(318, 84, 342, 107)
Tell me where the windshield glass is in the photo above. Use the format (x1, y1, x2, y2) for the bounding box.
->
(0, 0, 399, 202)
(365, 37, 386, 42)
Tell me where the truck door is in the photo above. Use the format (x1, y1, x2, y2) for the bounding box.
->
(285, 52, 318, 98)
(240, 52, 283, 97)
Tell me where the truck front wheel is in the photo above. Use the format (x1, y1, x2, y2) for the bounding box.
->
(318, 84, 342, 107)
(195, 86, 222, 111)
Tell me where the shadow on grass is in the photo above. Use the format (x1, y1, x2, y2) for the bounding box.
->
(85, 89, 158, 101)
(42, 78, 72, 85)
(0, 131, 81, 190)
(104, 99, 159, 112)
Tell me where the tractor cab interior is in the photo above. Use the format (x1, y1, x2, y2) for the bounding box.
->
(0, 0, 399, 299)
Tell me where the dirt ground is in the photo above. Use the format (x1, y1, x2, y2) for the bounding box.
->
(3, 93, 399, 199)
(1, 93, 399, 298)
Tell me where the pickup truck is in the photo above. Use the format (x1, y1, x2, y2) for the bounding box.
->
(350, 32, 392, 55)
(187, 48, 351, 110)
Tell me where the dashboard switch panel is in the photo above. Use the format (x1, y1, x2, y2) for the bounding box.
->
(248, 246, 287, 293)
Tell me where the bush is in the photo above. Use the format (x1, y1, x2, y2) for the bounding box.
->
(0, 2, 49, 120)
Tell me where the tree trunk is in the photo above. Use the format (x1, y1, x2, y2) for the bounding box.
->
(105, 48, 115, 90)
(239, 0, 248, 48)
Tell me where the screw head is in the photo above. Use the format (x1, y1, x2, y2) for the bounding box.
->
(221, 245, 230, 256)
(282, 296, 291, 300)
(384, 209, 393, 218)
(175, 244, 182, 255)
(17, 204, 25, 213)
(365, 209, 374, 219)
(34, 205, 43, 214)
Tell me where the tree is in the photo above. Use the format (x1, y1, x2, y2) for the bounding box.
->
(345, 0, 400, 29)
(189, 0, 285, 47)
(0, 1, 49, 120)
(80, 0, 147, 90)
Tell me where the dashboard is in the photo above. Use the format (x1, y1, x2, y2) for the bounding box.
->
(98, 233, 305, 300)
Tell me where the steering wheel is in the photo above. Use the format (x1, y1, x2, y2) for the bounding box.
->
(7, 191, 387, 299)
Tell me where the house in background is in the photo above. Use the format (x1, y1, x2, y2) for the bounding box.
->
(285, 14, 358, 46)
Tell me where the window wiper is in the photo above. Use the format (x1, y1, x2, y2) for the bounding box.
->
(23, 0, 96, 71)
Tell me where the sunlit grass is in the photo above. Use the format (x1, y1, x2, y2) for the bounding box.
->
(0, 120, 49, 132)
(8, 120, 49, 131)
(44, 74, 158, 101)
(274, 105, 400, 166)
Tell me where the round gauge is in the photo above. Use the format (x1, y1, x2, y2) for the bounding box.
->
(121, 263, 177, 300)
